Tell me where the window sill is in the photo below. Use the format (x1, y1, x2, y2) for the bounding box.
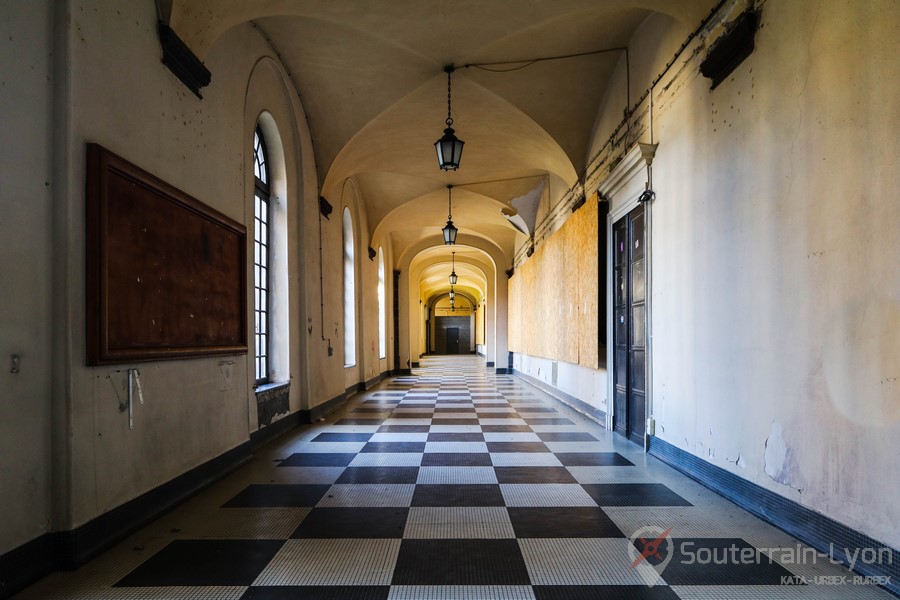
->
(255, 381, 290, 395)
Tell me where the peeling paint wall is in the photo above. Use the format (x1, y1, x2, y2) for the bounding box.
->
(646, 0, 900, 548)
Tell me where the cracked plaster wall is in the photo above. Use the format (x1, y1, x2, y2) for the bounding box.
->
(650, 0, 900, 548)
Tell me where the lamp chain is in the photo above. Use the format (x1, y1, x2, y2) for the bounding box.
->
(446, 68, 453, 127)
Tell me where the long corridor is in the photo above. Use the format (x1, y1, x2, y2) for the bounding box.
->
(16, 357, 892, 600)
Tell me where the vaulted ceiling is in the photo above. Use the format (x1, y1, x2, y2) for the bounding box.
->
(167, 0, 714, 302)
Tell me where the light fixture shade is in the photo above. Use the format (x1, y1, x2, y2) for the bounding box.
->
(449, 270, 458, 285)
(442, 219, 458, 245)
(449, 289, 455, 300)
(435, 128, 464, 171)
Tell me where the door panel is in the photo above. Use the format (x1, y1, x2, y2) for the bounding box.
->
(612, 205, 647, 444)
(446, 327, 459, 355)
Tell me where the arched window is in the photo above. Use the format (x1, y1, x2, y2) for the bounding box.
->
(253, 127, 270, 384)
(377, 247, 386, 359)
(342, 207, 356, 367)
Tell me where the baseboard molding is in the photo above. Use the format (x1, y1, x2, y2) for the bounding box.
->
(411, 361, 420, 369)
(648, 435, 900, 597)
(0, 441, 253, 599)
(511, 369, 607, 427)
(397, 368, 412, 376)
(305, 391, 350, 423)
(495, 367, 510, 374)
(0, 531, 57, 600)
(249, 411, 302, 449)
(486, 361, 494, 367)
(364, 371, 389, 390)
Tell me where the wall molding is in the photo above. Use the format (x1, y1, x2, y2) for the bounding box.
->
(648, 435, 900, 597)
(512, 368, 607, 427)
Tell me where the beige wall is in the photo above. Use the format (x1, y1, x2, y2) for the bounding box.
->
(0, 0, 55, 555)
(646, 0, 900, 548)
(2, 0, 896, 564)
(507, 0, 900, 550)
(0, 0, 387, 544)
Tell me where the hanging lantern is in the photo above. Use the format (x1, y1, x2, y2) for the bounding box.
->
(442, 185, 458, 245)
(435, 65, 464, 170)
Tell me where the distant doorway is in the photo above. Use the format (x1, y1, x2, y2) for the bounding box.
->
(435, 316, 470, 354)
(612, 205, 646, 445)
(445, 327, 460, 355)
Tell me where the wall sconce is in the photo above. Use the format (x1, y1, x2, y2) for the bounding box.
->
(318, 196, 333, 219)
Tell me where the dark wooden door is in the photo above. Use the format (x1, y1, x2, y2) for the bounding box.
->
(445, 327, 460, 354)
(612, 205, 646, 444)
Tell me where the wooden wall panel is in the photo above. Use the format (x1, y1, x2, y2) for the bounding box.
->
(507, 197, 599, 368)
(574, 197, 600, 368)
(86, 144, 248, 365)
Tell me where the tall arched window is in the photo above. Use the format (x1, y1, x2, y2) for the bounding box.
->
(253, 128, 270, 384)
(342, 207, 356, 367)
(377, 247, 386, 359)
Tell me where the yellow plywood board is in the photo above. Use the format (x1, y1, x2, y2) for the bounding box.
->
(508, 196, 599, 368)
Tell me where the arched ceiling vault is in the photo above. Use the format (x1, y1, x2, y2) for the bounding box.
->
(169, 0, 717, 268)
(411, 246, 492, 307)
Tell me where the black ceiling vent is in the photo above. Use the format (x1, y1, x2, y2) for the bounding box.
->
(700, 9, 759, 90)
(158, 23, 211, 98)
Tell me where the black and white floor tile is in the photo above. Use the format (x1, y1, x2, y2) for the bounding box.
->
(14, 357, 893, 599)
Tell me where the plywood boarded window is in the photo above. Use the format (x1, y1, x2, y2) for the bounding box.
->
(508, 197, 600, 369)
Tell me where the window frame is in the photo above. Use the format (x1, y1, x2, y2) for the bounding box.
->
(377, 247, 387, 359)
(253, 127, 271, 386)
(342, 207, 357, 367)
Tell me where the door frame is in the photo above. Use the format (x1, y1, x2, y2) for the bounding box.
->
(445, 327, 460, 355)
(598, 143, 657, 446)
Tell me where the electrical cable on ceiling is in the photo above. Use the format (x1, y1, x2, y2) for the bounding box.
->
(463, 47, 627, 72)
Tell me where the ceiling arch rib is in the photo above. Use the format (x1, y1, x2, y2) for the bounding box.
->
(322, 72, 577, 200)
(412, 247, 492, 309)
(374, 186, 526, 263)
(168, 0, 719, 266)
(170, 0, 716, 62)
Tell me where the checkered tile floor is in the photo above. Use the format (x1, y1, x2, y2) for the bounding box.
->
(14, 357, 893, 599)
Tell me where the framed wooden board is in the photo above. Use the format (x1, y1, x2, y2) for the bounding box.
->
(86, 143, 247, 365)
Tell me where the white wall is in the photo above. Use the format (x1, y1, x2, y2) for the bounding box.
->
(0, 0, 383, 550)
(513, 354, 608, 416)
(642, 0, 900, 548)
(0, 0, 55, 555)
